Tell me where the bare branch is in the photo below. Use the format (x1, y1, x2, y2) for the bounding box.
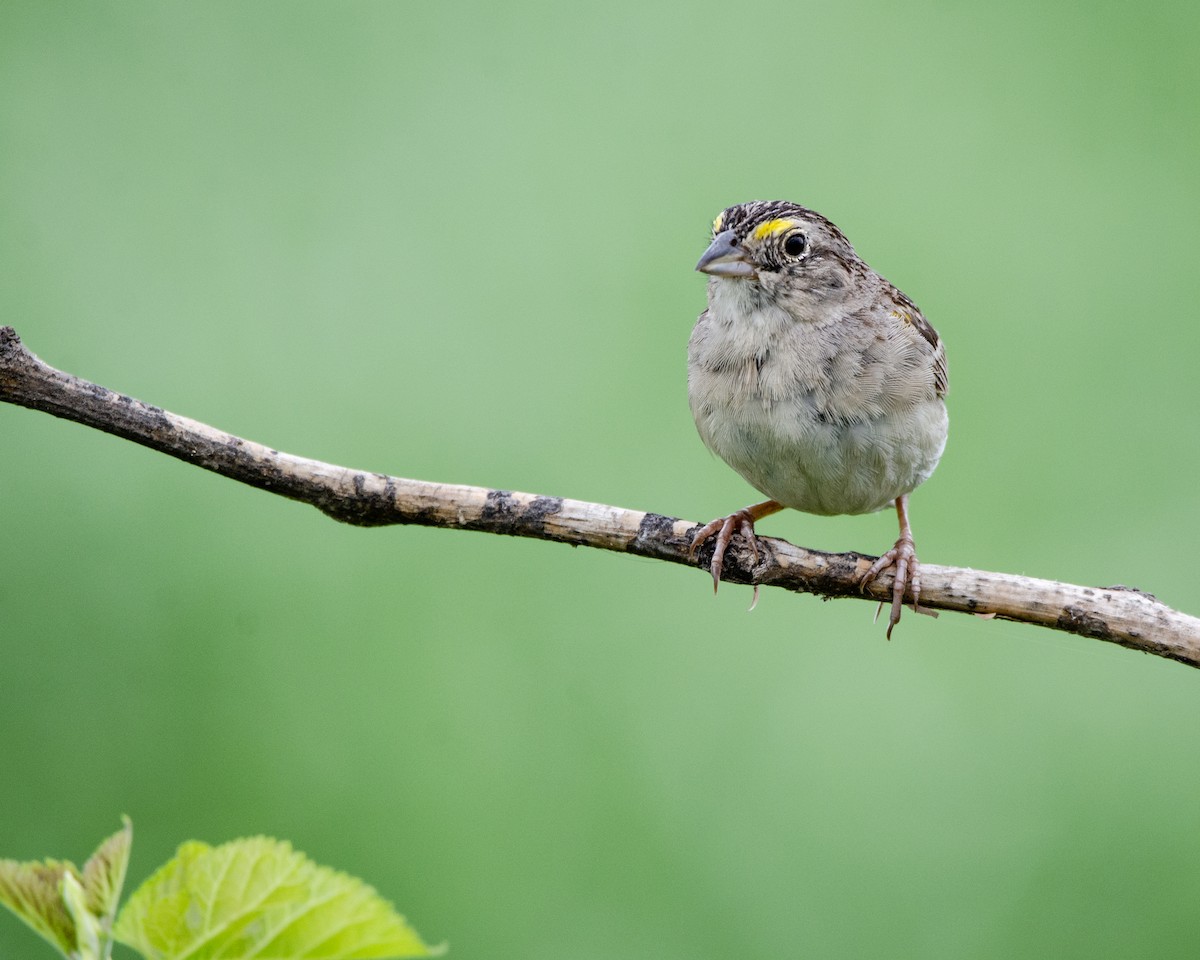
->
(3, 325, 1197, 668)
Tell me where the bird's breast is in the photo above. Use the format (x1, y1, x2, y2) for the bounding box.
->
(688, 307, 947, 515)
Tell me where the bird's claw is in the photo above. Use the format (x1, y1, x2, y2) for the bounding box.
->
(859, 535, 921, 640)
(689, 509, 761, 596)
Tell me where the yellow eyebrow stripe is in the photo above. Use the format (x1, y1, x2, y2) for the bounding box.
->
(712, 212, 724, 234)
(752, 218, 800, 240)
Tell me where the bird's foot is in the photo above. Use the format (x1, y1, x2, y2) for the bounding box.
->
(689, 508, 762, 596)
(859, 534, 923, 640)
(690, 500, 784, 607)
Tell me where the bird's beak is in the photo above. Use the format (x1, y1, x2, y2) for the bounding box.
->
(696, 229, 755, 278)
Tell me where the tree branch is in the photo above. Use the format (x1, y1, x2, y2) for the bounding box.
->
(3, 325, 1196, 668)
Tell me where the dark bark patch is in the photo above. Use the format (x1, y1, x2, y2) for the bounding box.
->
(1056, 605, 1112, 640)
(468, 490, 564, 537)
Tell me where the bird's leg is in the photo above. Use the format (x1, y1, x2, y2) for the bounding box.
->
(689, 499, 784, 598)
(859, 494, 922, 639)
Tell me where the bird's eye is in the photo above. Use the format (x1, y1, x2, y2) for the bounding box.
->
(783, 232, 807, 257)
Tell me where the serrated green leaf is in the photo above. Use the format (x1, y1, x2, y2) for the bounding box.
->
(114, 836, 442, 960)
(0, 857, 77, 958)
(0, 819, 133, 960)
(80, 817, 132, 932)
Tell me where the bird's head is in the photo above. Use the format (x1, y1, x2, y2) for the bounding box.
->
(696, 200, 864, 314)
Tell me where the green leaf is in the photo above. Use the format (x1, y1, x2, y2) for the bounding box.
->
(80, 816, 133, 932)
(0, 857, 77, 958)
(113, 836, 442, 960)
(0, 819, 132, 960)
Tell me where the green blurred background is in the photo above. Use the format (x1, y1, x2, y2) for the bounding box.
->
(3, 2, 1199, 957)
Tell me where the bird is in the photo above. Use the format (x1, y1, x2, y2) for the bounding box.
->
(687, 199, 948, 637)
